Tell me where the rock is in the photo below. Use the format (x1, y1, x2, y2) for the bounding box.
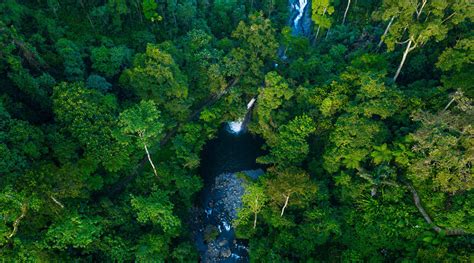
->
(203, 225, 218, 243)
(218, 238, 228, 247)
(221, 248, 232, 258)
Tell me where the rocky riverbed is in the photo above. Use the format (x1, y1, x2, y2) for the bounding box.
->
(193, 169, 264, 262)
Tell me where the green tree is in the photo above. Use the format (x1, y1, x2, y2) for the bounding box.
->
(230, 12, 278, 87)
(235, 181, 268, 230)
(86, 74, 112, 92)
(0, 188, 40, 245)
(55, 39, 85, 81)
(253, 71, 293, 142)
(91, 45, 132, 78)
(52, 82, 129, 171)
(120, 44, 189, 120)
(142, 0, 162, 22)
(436, 37, 474, 96)
(264, 167, 317, 216)
(131, 191, 181, 234)
(43, 214, 103, 250)
(116, 100, 164, 178)
(259, 115, 316, 166)
(377, 0, 473, 82)
(312, 0, 335, 40)
(409, 92, 473, 194)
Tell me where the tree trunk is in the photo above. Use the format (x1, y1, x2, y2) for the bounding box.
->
(342, 0, 351, 25)
(314, 7, 327, 41)
(253, 196, 259, 228)
(378, 16, 395, 48)
(8, 203, 28, 239)
(143, 140, 158, 178)
(280, 194, 290, 217)
(416, 0, 427, 20)
(443, 97, 456, 112)
(253, 212, 257, 229)
(406, 183, 466, 236)
(393, 39, 413, 82)
(315, 25, 321, 40)
(50, 195, 64, 208)
(325, 28, 331, 40)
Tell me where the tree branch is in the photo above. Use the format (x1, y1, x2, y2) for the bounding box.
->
(50, 195, 64, 208)
(406, 183, 467, 236)
(7, 203, 28, 239)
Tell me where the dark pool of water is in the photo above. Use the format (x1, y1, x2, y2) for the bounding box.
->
(200, 126, 264, 184)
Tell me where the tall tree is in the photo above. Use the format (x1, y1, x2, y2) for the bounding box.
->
(409, 92, 473, 194)
(116, 100, 164, 178)
(342, 0, 351, 25)
(52, 82, 130, 172)
(235, 182, 268, 229)
(120, 44, 189, 121)
(377, 0, 473, 82)
(264, 167, 317, 217)
(311, 0, 335, 40)
(230, 11, 278, 87)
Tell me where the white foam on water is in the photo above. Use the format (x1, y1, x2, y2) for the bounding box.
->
(293, 0, 308, 28)
(222, 221, 231, 231)
(205, 208, 212, 217)
(247, 97, 256, 109)
(227, 121, 243, 134)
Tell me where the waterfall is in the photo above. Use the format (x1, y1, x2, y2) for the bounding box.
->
(289, 0, 311, 36)
(293, 0, 308, 29)
(227, 1, 311, 134)
(227, 97, 257, 134)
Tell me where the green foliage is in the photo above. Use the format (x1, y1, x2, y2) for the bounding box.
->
(436, 37, 474, 96)
(91, 45, 132, 78)
(409, 96, 473, 194)
(371, 143, 392, 165)
(142, 0, 162, 22)
(324, 114, 388, 173)
(0, 0, 472, 261)
(55, 39, 85, 81)
(235, 181, 268, 235)
(0, 188, 41, 245)
(230, 12, 278, 86)
(86, 74, 112, 92)
(121, 44, 189, 120)
(259, 115, 316, 166)
(52, 82, 130, 171)
(312, 0, 335, 32)
(131, 191, 181, 234)
(0, 102, 46, 176)
(135, 234, 169, 262)
(253, 71, 293, 142)
(116, 100, 164, 147)
(264, 167, 318, 214)
(43, 214, 103, 249)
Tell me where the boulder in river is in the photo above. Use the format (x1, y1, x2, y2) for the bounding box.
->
(218, 238, 228, 247)
(221, 248, 232, 258)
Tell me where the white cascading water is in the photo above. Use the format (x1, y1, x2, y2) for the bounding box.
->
(293, 0, 308, 29)
(227, 97, 257, 134)
(227, 121, 243, 133)
(228, 0, 310, 134)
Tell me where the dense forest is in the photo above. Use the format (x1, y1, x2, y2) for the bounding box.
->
(0, 0, 472, 261)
